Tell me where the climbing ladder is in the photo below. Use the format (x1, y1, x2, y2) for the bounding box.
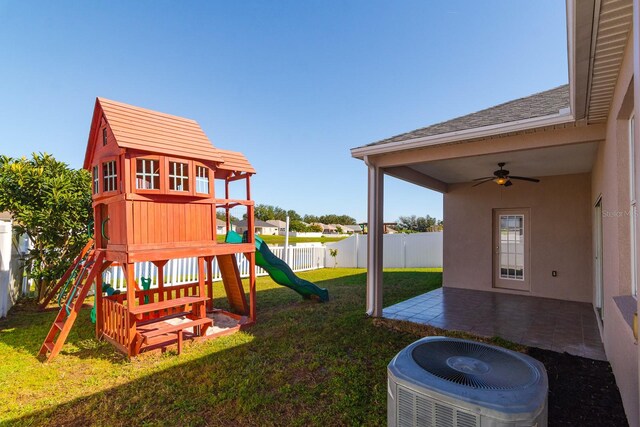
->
(39, 239, 95, 310)
(38, 250, 105, 361)
(216, 254, 249, 315)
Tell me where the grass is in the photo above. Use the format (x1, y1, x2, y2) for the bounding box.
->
(0, 267, 517, 426)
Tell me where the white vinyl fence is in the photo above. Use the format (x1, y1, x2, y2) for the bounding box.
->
(105, 245, 326, 290)
(324, 232, 443, 269)
(0, 221, 27, 318)
(1, 230, 442, 309)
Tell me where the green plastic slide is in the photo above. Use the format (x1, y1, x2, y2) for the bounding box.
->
(225, 230, 329, 302)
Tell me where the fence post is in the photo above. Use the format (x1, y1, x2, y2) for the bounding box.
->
(402, 234, 406, 268)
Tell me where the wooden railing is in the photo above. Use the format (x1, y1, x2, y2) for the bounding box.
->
(101, 298, 130, 352)
(105, 282, 202, 320)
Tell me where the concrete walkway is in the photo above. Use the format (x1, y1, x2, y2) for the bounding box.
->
(382, 287, 606, 360)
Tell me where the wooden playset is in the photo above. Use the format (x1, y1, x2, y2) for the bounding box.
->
(39, 98, 258, 360)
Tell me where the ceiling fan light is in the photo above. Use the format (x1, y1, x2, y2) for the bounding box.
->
(494, 177, 508, 185)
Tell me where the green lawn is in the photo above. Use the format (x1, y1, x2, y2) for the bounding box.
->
(0, 267, 510, 426)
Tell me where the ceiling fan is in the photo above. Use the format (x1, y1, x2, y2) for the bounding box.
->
(472, 163, 540, 187)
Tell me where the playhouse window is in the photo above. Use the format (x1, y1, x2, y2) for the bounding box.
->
(196, 166, 209, 194)
(136, 159, 160, 190)
(102, 128, 108, 146)
(92, 165, 99, 194)
(169, 161, 189, 191)
(102, 161, 117, 192)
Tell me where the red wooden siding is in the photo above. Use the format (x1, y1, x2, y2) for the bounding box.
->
(107, 201, 127, 246)
(130, 201, 214, 245)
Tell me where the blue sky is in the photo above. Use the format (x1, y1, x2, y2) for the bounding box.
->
(0, 1, 567, 222)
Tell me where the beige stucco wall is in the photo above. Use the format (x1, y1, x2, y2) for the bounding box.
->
(443, 173, 592, 302)
(591, 30, 639, 427)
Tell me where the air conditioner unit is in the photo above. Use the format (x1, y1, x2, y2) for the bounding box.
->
(388, 337, 548, 427)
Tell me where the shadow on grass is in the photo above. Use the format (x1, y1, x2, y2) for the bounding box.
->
(3, 269, 441, 426)
(0, 299, 128, 363)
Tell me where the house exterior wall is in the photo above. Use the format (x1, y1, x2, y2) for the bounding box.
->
(235, 225, 278, 235)
(443, 173, 592, 302)
(592, 30, 639, 426)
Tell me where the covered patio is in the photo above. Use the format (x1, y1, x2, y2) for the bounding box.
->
(353, 84, 605, 319)
(383, 287, 606, 360)
(352, 1, 640, 423)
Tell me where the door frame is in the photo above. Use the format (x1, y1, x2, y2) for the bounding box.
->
(493, 208, 531, 292)
(594, 196, 604, 322)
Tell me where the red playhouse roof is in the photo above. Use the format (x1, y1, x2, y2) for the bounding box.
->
(83, 98, 254, 174)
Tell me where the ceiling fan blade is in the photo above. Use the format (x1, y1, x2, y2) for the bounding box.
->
(504, 180, 513, 187)
(509, 176, 540, 183)
(472, 178, 493, 187)
(472, 176, 494, 181)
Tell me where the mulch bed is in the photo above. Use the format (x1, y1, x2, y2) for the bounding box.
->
(527, 348, 628, 427)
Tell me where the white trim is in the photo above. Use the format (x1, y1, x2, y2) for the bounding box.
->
(92, 165, 99, 195)
(195, 165, 210, 194)
(135, 159, 160, 190)
(351, 112, 575, 158)
(169, 161, 189, 192)
(102, 161, 117, 192)
(567, 0, 576, 119)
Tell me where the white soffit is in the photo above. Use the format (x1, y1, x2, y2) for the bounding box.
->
(408, 142, 599, 184)
(586, 0, 633, 123)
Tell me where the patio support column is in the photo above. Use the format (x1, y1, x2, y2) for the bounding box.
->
(365, 156, 383, 317)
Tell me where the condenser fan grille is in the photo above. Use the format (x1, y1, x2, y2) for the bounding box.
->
(411, 340, 537, 390)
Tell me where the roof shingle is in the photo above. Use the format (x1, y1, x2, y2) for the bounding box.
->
(85, 98, 255, 174)
(367, 85, 569, 147)
(98, 98, 224, 163)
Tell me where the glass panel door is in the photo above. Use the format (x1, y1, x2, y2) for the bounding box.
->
(499, 215, 525, 280)
(494, 209, 530, 291)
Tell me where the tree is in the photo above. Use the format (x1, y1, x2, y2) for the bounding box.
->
(396, 215, 442, 232)
(303, 214, 319, 223)
(304, 214, 356, 225)
(253, 204, 274, 222)
(286, 209, 302, 222)
(0, 153, 93, 302)
(216, 210, 239, 223)
(289, 220, 307, 232)
(253, 204, 301, 222)
(309, 223, 323, 233)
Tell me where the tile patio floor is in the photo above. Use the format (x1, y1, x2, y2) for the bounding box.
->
(383, 287, 606, 361)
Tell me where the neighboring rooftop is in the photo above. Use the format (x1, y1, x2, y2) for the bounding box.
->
(367, 85, 570, 147)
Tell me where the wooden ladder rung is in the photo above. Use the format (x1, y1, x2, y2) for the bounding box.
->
(43, 342, 54, 352)
(54, 321, 65, 331)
